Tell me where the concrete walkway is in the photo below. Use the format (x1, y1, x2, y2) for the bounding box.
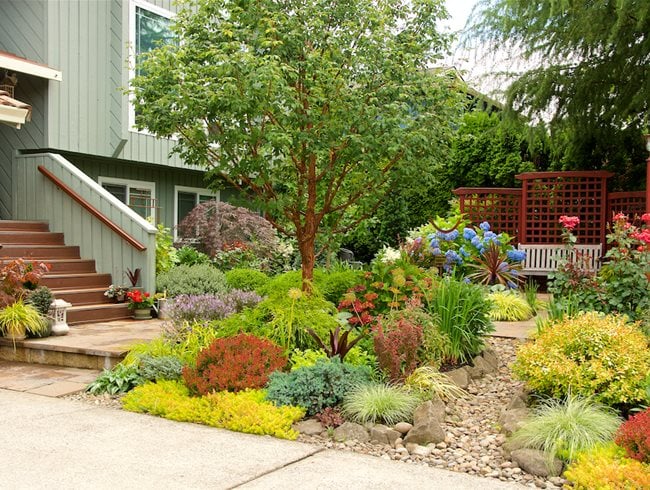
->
(0, 389, 523, 489)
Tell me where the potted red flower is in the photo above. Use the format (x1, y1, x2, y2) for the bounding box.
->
(126, 290, 155, 320)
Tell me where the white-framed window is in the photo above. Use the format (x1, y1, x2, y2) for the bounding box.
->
(174, 185, 220, 237)
(128, 0, 174, 133)
(99, 177, 157, 221)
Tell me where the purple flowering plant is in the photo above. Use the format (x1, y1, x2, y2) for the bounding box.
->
(165, 290, 262, 325)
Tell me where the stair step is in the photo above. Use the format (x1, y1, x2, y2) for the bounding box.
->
(45, 259, 96, 274)
(0, 231, 64, 245)
(42, 273, 112, 290)
(0, 244, 81, 259)
(53, 287, 113, 305)
(67, 303, 132, 325)
(0, 220, 49, 232)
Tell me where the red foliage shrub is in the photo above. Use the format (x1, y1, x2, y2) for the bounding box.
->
(176, 201, 278, 259)
(0, 259, 50, 307)
(615, 408, 650, 463)
(182, 334, 287, 395)
(315, 407, 344, 429)
(373, 313, 423, 382)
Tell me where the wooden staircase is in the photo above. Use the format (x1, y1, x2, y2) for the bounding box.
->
(0, 220, 131, 325)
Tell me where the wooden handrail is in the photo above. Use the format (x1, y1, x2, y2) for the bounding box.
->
(38, 165, 147, 251)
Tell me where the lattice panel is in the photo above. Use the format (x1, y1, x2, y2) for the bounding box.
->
(517, 172, 611, 244)
(453, 188, 521, 240)
(607, 191, 646, 222)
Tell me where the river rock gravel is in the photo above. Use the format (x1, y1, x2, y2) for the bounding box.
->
(297, 338, 567, 489)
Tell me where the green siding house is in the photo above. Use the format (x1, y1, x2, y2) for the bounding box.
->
(0, 0, 221, 292)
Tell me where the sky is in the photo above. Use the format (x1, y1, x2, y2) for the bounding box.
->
(443, 0, 478, 33)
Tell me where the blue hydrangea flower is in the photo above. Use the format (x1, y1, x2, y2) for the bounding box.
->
(459, 246, 470, 258)
(444, 229, 460, 241)
(463, 277, 471, 284)
(507, 249, 527, 262)
(484, 231, 497, 240)
(471, 236, 482, 249)
(445, 250, 462, 264)
(431, 247, 442, 256)
(479, 221, 491, 231)
(507, 280, 518, 289)
(463, 228, 477, 240)
(429, 238, 440, 249)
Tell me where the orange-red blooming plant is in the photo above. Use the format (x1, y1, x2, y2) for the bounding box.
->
(126, 290, 155, 309)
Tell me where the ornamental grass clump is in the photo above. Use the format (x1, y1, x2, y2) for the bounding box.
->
(488, 290, 534, 321)
(404, 366, 467, 401)
(182, 334, 287, 395)
(510, 394, 621, 464)
(513, 312, 650, 407)
(425, 277, 493, 365)
(342, 383, 419, 425)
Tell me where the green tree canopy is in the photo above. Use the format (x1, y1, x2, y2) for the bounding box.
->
(131, 0, 460, 289)
(468, 0, 649, 177)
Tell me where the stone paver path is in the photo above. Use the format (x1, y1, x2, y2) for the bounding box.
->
(0, 360, 99, 396)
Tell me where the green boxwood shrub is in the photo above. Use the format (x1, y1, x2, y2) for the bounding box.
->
(317, 269, 363, 304)
(513, 312, 650, 407)
(156, 264, 229, 297)
(266, 358, 372, 415)
(225, 268, 270, 292)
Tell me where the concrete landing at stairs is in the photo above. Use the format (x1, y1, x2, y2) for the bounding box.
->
(0, 319, 163, 370)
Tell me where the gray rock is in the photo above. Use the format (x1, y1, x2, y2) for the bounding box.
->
(410, 444, 432, 457)
(498, 408, 529, 436)
(444, 367, 470, 389)
(481, 346, 499, 370)
(510, 448, 563, 477)
(394, 422, 413, 434)
(333, 421, 370, 443)
(413, 399, 446, 426)
(507, 387, 530, 410)
(369, 424, 391, 445)
(384, 428, 402, 447)
(403, 421, 446, 445)
(501, 438, 527, 459)
(469, 356, 494, 379)
(293, 418, 324, 436)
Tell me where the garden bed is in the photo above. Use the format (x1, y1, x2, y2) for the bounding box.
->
(65, 337, 566, 489)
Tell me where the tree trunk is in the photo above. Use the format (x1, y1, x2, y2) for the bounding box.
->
(298, 213, 317, 294)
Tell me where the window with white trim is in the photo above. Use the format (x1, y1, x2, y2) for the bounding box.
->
(99, 177, 157, 221)
(174, 186, 219, 235)
(128, 0, 174, 132)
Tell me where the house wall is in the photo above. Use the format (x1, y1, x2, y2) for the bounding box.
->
(0, 1, 48, 218)
(44, 0, 189, 168)
(65, 153, 212, 227)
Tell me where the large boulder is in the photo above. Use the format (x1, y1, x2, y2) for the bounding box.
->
(498, 408, 529, 436)
(333, 422, 370, 443)
(370, 424, 401, 446)
(413, 398, 446, 426)
(481, 346, 499, 371)
(293, 419, 324, 436)
(510, 448, 563, 477)
(403, 422, 446, 445)
(444, 367, 470, 389)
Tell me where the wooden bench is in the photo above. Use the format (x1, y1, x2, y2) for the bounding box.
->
(517, 243, 603, 276)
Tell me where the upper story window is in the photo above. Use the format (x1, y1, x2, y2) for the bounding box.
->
(129, 0, 174, 132)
